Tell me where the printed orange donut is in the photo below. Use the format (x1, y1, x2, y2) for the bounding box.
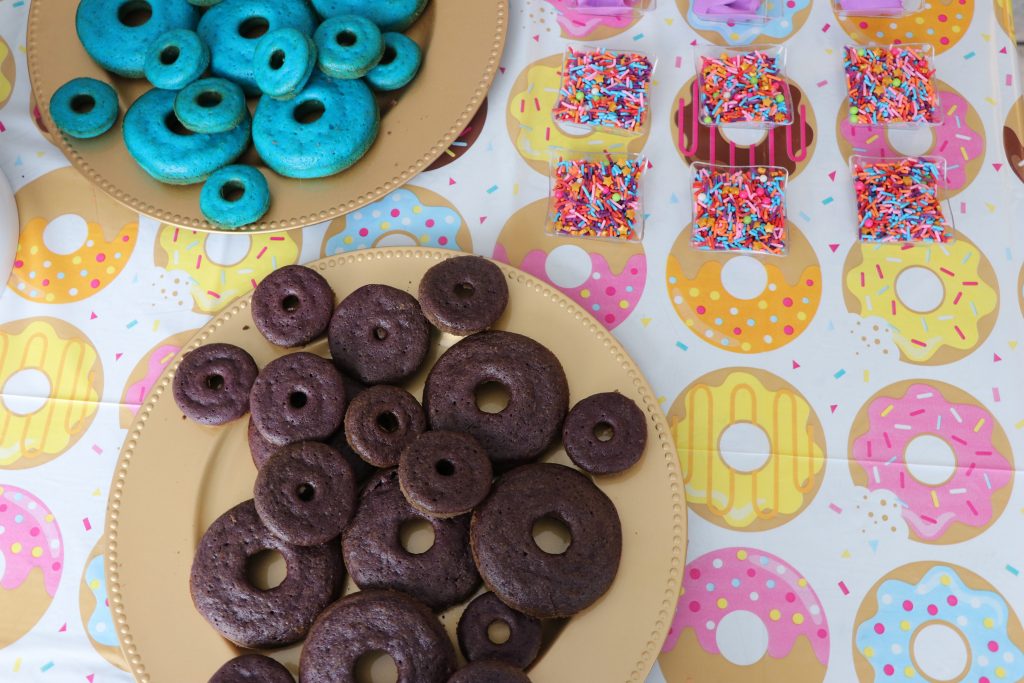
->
(426, 99, 488, 171)
(118, 330, 197, 428)
(836, 0, 975, 53)
(667, 222, 822, 353)
(79, 538, 127, 670)
(494, 199, 645, 330)
(0, 318, 102, 469)
(667, 368, 827, 531)
(677, 0, 813, 46)
(994, 0, 1015, 39)
(1004, 96, 1024, 186)
(671, 76, 817, 179)
(0, 37, 14, 111)
(538, 0, 643, 39)
(10, 167, 138, 304)
(506, 54, 650, 175)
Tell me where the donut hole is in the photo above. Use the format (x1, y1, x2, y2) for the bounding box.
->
(398, 518, 435, 555)
(2, 369, 52, 416)
(474, 381, 510, 415)
(376, 411, 399, 433)
(335, 30, 357, 47)
(220, 181, 246, 203)
(372, 326, 389, 341)
(288, 391, 308, 409)
(159, 46, 180, 66)
(718, 422, 771, 474)
(380, 45, 397, 66)
(164, 111, 194, 137)
(205, 374, 225, 391)
(486, 619, 512, 645)
(196, 90, 223, 109)
(453, 282, 475, 299)
(117, 0, 152, 28)
(531, 515, 572, 555)
(70, 94, 96, 115)
(911, 623, 970, 681)
(295, 483, 316, 502)
(715, 610, 769, 666)
(281, 294, 301, 312)
(904, 435, 957, 486)
(293, 99, 326, 124)
(593, 421, 614, 443)
(245, 549, 286, 590)
(354, 651, 398, 683)
(895, 266, 945, 314)
(238, 17, 270, 40)
(435, 459, 455, 477)
(269, 49, 286, 70)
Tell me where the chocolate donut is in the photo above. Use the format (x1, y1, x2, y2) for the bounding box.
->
(470, 463, 621, 619)
(423, 332, 569, 470)
(189, 500, 344, 648)
(343, 385, 426, 468)
(327, 284, 430, 385)
(299, 590, 456, 683)
(447, 661, 532, 683)
(562, 392, 647, 475)
(173, 343, 258, 425)
(418, 255, 509, 336)
(399, 431, 492, 518)
(252, 265, 335, 348)
(254, 441, 358, 546)
(456, 592, 543, 669)
(342, 470, 480, 610)
(250, 352, 347, 446)
(209, 654, 293, 683)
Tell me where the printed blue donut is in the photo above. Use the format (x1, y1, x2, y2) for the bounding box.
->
(197, 0, 316, 96)
(365, 32, 422, 92)
(253, 71, 378, 179)
(50, 77, 119, 139)
(123, 88, 250, 185)
(253, 28, 316, 100)
(309, 0, 428, 32)
(200, 165, 270, 228)
(76, 0, 199, 78)
(143, 29, 209, 90)
(174, 77, 248, 134)
(313, 15, 384, 80)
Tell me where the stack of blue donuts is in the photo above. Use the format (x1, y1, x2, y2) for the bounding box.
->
(51, 0, 429, 228)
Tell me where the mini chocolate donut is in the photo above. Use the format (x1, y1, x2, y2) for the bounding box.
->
(254, 441, 358, 546)
(250, 352, 346, 446)
(173, 343, 259, 425)
(399, 431, 492, 518)
(328, 284, 430, 385)
(299, 590, 456, 683)
(456, 592, 542, 669)
(447, 661, 532, 683)
(423, 332, 569, 470)
(342, 470, 479, 610)
(343, 385, 425, 468)
(470, 463, 621, 619)
(562, 392, 647, 475)
(209, 654, 294, 683)
(248, 414, 280, 469)
(189, 500, 343, 648)
(418, 255, 509, 336)
(252, 265, 335, 347)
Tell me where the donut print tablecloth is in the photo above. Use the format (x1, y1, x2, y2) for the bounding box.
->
(0, 0, 1023, 681)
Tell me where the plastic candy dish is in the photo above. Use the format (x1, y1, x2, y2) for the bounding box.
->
(547, 151, 647, 242)
(552, 45, 655, 136)
(691, 163, 788, 254)
(844, 44, 939, 126)
(695, 45, 792, 128)
(851, 155, 953, 244)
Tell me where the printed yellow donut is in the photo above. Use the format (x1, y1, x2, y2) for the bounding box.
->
(154, 226, 301, 314)
(842, 233, 998, 365)
(118, 330, 196, 428)
(667, 223, 822, 353)
(0, 318, 102, 469)
(505, 54, 650, 175)
(10, 167, 138, 303)
(667, 368, 827, 531)
(539, 0, 643, 40)
(995, 0, 1015, 39)
(0, 37, 14, 111)
(1004, 96, 1024, 187)
(79, 538, 127, 670)
(836, 0, 975, 54)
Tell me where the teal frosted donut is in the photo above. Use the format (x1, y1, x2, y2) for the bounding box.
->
(197, 0, 316, 96)
(253, 28, 316, 100)
(174, 77, 248, 133)
(252, 71, 379, 178)
(143, 29, 209, 90)
(76, 0, 199, 78)
(365, 33, 421, 92)
(313, 15, 383, 80)
(50, 77, 119, 139)
(123, 88, 250, 185)
(308, 0, 428, 31)
(188, 0, 221, 6)
(200, 165, 270, 228)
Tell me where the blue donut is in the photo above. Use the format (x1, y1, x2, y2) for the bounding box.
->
(365, 33, 421, 92)
(49, 77, 119, 139)
(252, 71, 379, 178)
(308, 0, 428, 31)
(313, 15, 383, 80)
(76, 0, 199, 78)
(197, 0, 316, 96)
(143, 29, 209, 90)
(253, 28, 316, 100)
(123, 88, 250, 185)
(174, 78, 248, 133)
(200, 165, 270, 228)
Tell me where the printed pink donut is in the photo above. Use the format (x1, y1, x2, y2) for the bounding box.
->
(118, 331, 196, 428)
(849, 380, 1014, 544)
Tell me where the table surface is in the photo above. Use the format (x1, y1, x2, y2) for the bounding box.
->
(1, 1, 1023, 682)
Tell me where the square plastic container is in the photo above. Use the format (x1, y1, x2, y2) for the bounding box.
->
(832, 0, 922, 18)
(546, 149, 647, 242)
(563, 0, 656, 14)
(690, 162, 788, 254)
(850, 155, 955, 244)
(551, 44, 656, 137)
(843, 43, 942, 128)
(694, 44, 793, 129)
(691, 0, 780, 25)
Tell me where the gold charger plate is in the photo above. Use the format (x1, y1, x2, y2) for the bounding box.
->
(26, 2, 506, 233)
(106, 248, 685, 683)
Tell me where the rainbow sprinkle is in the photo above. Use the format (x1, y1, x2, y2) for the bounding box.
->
(854, 157, 952, 243)
(549, 154, 645, 240)
(699, 50, 790, 125)
(844, 45, 938, 125)
(552, 46, 654, 133)
(692, 165, 787, 253)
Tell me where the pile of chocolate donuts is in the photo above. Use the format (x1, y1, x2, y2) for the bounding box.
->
(52, 0, 428, 227)
(172, 255, 648, 683)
